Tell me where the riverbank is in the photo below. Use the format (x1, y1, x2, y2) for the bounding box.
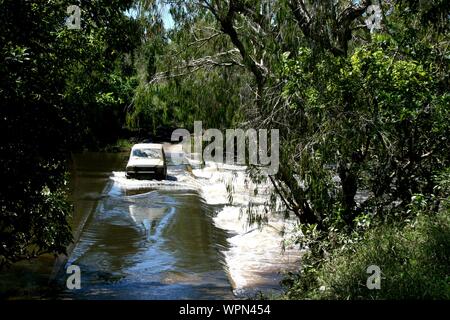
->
(282, 209, 450, 300)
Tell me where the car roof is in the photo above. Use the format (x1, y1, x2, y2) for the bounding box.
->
(132, 143, 164, 150)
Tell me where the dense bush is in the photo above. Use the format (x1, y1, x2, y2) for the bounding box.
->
(283, 207, 450, 299)
(0, 0, 139, 267)
(282, 169, 450, 299)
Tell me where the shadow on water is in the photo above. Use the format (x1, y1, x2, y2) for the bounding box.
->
(61, 183, 233, 299)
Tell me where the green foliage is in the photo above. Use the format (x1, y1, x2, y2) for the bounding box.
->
(282, 167, 450, 299)
(275, 9, 450, 228)
(282, 207, 450, 299)
(0, 0, 139, 267)
(161, 0, 449, 299)
(125, 6, 248, 132)
(127, 84, 168, 132)
(1, 0, 448, 299)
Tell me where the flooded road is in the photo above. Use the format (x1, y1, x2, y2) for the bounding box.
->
(60, 151, 233, 299)
(0, 145, 300, 299)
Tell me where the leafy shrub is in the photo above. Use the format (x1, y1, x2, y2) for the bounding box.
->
(283, 208, 450, 299)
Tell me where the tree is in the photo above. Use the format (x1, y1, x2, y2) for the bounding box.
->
(127, 2, 250, 132)
(0, 0, 139, 267)
(149, 0, 449, 233)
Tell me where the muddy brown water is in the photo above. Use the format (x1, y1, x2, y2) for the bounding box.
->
(0, 151, 234, 299)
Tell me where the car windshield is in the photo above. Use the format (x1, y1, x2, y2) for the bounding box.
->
(132, 148, 162, 159)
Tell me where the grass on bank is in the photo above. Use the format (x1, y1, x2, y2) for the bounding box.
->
(282, 209, 450, 300)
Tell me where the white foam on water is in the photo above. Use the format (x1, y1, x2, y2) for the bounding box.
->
(110, 170, 199, 192)
(186, 159, 302, 296)
(213, 206, 249, 234)
(191, 163, 272, 207)
(107, 147, 301, 296)
(214, 205, 301, 296)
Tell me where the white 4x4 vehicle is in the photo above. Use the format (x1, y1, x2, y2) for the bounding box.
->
(126, 143, 167, 180)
